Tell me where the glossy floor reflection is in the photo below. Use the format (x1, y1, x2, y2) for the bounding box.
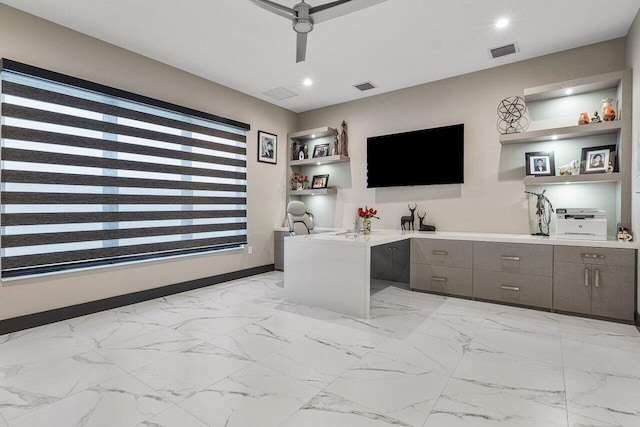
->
(1, 271, 639, 426)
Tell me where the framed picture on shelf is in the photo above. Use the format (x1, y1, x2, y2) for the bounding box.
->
(311, 174, 329, 189)
(257, 130, 277, 164)
(525, 151, 555, 176)
(312, 143, 330, 158)
(581, 144, 616, 174)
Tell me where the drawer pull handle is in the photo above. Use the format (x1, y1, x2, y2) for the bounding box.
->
(584, 268, 590, 287)
(501, 256, 520, 261)
(431, 277, 448, 282)
(500, 285, 520, 291)
(432, 250, 448, 256)
(594, 268, 600, 288)
(582, 253, 604, 259)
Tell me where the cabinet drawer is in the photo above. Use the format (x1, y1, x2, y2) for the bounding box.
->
(473, 270, 552, 309)
(410, 264, 472, 297)
(410, 239, 472, 268)
(554, 245, 635, 267)
(473, 242, 553, 276)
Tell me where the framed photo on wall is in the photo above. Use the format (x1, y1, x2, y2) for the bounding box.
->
(525, 151, 555, 176)
(581, 144, 616, 174)
(257, 130, 277, 164)
(311, 174, 329, 189)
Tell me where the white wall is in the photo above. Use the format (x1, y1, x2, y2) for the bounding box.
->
(626, 9, 640, 317)
(0, 4, 297, 321)
(297, 39, 628, 236)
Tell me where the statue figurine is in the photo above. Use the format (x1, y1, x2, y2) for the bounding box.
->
(340, 120, 349, 157)
(578, 112, 590, 125)
(601, 97, 616, 121)
(400, 203, 417, 231)
(417, 211, 436, 232)
(333, 129, 340, 156)
(590, 111, 602, 123)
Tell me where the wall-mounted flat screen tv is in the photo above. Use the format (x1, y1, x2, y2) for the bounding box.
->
(366, 123, 464, 188)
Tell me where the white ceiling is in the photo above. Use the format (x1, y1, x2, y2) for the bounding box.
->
(2, 0, 639, 113)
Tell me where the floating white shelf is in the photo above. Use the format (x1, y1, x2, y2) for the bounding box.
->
(523, 172, 621, 186)
(290, 155, 350, 166)
(288, 126, 336, 140)
(288, 188, 337, 196)
(499, 120, 622, 145)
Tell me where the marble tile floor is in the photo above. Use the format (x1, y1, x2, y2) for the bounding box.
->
(1, 271, 640, 426)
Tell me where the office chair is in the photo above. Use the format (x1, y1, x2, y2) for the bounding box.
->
(286, 200, 315, 235)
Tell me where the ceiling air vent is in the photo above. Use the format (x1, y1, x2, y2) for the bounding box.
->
(354, 81, 377, 91)
(489, 42, 519, 59)
(262, 86, 298, 101)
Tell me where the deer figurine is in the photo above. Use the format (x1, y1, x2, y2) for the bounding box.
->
(417, 211, 436, 231)
(400, 203, 417, 231)
(417, 211, 426, 229)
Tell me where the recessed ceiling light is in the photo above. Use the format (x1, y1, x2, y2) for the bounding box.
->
(303, 78, 313, 87)
(311, 134, 316, 138)
(565, 88, 573, 95)
(551, 135, 558, 140)
(496, 18, 509, 29)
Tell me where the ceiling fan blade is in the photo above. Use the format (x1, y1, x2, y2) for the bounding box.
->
(249, 0, 295, 21)
(296, 32, 308, 63)
(309, 0, 388, 24)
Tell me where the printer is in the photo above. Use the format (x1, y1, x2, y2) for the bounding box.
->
(554, 208, 607, 241)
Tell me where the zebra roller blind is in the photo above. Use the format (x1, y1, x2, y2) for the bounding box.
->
(0, 59, 249, 278)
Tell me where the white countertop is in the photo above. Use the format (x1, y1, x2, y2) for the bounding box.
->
(279, 228, 639, 249)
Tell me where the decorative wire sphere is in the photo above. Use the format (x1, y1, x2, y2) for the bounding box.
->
(497, 96, 530, 134)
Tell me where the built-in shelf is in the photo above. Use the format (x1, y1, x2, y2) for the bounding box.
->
(523, 70, 623, 102)
(499, 120, 622, 145)
(523, 172, 621, 186)
(290, 154, 350, 166)
(510, 68, 632, 229)
(288, 126, 336, 140)
(288, 188, 337, 196)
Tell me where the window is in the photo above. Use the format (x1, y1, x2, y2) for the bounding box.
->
(0, 59, 249, 278)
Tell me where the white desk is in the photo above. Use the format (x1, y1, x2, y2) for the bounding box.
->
(283, 229, 638, 318)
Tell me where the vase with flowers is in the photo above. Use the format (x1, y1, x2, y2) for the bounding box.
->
(290, 172, 309, 190)
(358, 206, 379, 234)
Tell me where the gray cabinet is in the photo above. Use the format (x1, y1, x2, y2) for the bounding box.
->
(473, 270, 552, 308)
(274, 230, 288, 271)
(553, 246, 635, 321)
(410, 239, 473, 297)
(371, 240, 410, 283)
(472, 242, 554, 309)
(473, 242, 553, 277)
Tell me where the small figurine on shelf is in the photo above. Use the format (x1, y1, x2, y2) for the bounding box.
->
(617, 226, 633, 242)
(333, 129, 340, 156)
(601, 97, 616, 121)
(590, 111, 602, 123)
(340, 120, 349, 157)
(578, 112, 590, 125)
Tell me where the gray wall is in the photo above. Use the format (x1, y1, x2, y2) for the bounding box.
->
(0, 4, 297, 321)
(297, 39, 628, 236)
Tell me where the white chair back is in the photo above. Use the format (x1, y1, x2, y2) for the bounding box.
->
(286, 201, 314, 235)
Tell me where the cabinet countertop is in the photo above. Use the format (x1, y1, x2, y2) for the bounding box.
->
(276, 228, 638, 249)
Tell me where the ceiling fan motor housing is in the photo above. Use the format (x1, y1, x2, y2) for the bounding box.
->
(293, 1, 313, 33)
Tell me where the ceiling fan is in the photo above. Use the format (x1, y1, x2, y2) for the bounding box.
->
(249, 0, 388, 63)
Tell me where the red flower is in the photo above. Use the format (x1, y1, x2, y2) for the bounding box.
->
(358, 206, 379, 220)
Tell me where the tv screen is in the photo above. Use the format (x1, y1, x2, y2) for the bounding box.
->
(366, 123, 464, 188)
